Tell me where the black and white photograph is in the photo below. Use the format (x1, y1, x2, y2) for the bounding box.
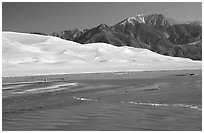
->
(2, 1, 202, 131)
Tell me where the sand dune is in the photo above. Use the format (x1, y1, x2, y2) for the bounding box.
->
(2, 31, 201, 77)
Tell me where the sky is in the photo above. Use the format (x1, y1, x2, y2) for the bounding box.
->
(2, 2, 202, 34)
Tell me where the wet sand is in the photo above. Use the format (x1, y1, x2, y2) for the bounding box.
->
(2, 69, 202, 130)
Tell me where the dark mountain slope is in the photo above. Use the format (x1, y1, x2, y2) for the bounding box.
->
(174, 40, 202, 60)
(74, 24, 149, 49)
(50, 28, 88, 41)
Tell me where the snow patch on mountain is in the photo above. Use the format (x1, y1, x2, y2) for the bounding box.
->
(118, 14, 145, 26)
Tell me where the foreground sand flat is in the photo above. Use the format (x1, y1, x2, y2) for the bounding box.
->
(2, 69, 202, 130)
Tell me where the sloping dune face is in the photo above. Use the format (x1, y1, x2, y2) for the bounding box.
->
(2, 32, 201, 77)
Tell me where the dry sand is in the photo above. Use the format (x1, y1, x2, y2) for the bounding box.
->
(3, 32, 201, 77)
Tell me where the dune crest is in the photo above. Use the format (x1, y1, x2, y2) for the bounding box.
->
(2, 32, 201, 77)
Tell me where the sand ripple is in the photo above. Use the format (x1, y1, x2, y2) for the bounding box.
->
(12, 83, 79, 94)
(121, 101, 202, 111)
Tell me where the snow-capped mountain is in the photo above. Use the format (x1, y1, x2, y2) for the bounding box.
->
(46, 14, 201, 60)
(2, 32, 201, 77)
(116, 14, 146, 26)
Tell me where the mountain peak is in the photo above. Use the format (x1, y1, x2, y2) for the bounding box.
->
(98, 24, 109, 28)
(144, 13, 172, 28)
(127, 14, 145, 24)
(115, 14, 145, 27)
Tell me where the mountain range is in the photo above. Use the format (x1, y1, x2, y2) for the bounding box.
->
(31, 14, 202, 60)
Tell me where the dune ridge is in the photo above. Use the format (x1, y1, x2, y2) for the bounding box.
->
(2, 31, 201, 77)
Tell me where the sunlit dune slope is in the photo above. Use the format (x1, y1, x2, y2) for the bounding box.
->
(2, 32, 201, 77)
